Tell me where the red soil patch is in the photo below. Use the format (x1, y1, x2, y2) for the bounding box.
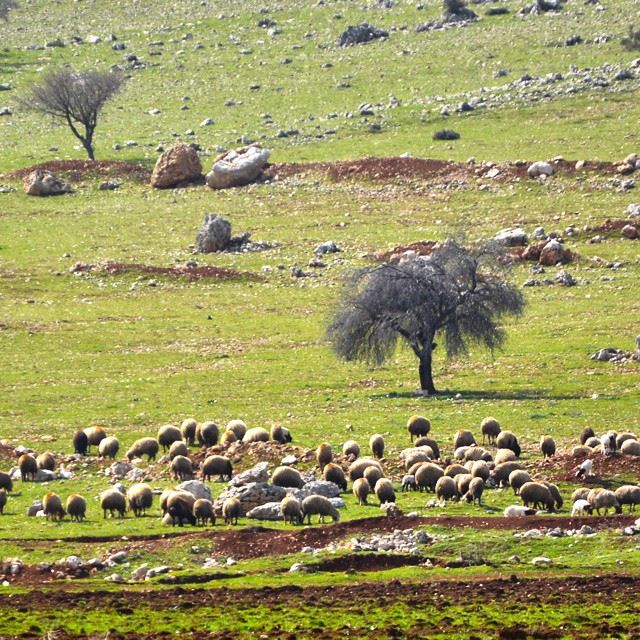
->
(584, 218, 640, 235)
(314, 552, 423, 573)
(7, 160, 152, 182)
(373, 240, 440, 262)
(529, 451, 640, 484)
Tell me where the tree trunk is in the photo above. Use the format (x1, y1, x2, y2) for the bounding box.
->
(418, 352, 437, 395)
(82, 138, 95, 160)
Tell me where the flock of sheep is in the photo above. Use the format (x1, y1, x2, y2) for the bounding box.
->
(0, 417, 639, 526)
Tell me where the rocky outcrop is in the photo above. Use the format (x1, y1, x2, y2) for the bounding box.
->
(177, 480, 212, 501)
(205, 145, 270, 190)
(214, 482, 286, 515)
(23, 170, 72, 196)
(150, 143, 202, 188)
(229, 461, 270, 487)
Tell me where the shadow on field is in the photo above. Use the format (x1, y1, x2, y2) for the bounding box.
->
(371, 389, 582, 401)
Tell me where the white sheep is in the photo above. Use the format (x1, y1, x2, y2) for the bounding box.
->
(600, 432, 617, 456)
(571, 499, 593, 516)
(503, 505, 536, 517)
(576, 459, 593, 479)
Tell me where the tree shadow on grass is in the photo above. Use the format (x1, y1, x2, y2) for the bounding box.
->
(369, 388, 584, 402)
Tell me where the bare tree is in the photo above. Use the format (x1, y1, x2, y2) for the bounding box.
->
(326, 238, 525, 395)
(22, 69, 123, 160)
(0, 0, 19, 21)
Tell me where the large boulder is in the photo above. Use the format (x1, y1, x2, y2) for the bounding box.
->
(23, 170, 72, 196)
(195, 214, 232, 253)
(246, 502, 283, 521)
(150, 143, 202, 188)
(229, 461, 269, 487)
(494, 227, 528, 247)
(205, 145, 270, 190)
(214, 482, 286, 515)
(539, 239, 569, 266)
(527, 161, 554, 178)
(301, 480, 341, 498)
(177, 480, 212, 501)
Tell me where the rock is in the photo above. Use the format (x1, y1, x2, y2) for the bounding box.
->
(145, 565, 170, 578)
(314, 241, 341, 255)
(494, 227, 528, 247)
(281, 455, 297, 466)
(523, 529, 543, 538)
(131, 564, 148, 580)
(23, 170, 72, 196)
(205, 145, 270, 190)
(26, 501, 43, 517)
(289, 562, 308, 573)
(624, 153, 638, 167)
(338, 23, 388, 47)
(229, 461, 270, 487)
(622, 224, 638, 239)
(301, 481, 341, 498)
(527, 161, 554, 178)
(555, 270, 576, 287)
(330, 497, 346, 509)
(628, 203, 640, 218)
(105, 461, 134, 479)
(150, 143, 202, 188)
(104, 573, 125, 583)
(125, 467, 146, 482)
(195, 214, 232, 253)
(531, 556, 552, 566)
(177, 480, 212, 501)
(539, 239, 569, 266)
(35, 469, 56, 482)
(246, 502, 283, 520)
(106, 551, 128, 565)
(575, 160, 586, 170)
(591, 348, 625, 362)
(64, 556, 83, 570)
(214, 482, 286, 515)
(201, 117, 215, 126)
(99, 181, 120, 191)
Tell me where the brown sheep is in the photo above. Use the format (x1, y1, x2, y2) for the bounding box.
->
(126, 437, 159, 462)
(36, 452, 56, 471)
(481, 417, 501, 445)
(614, 485, 640, 512)
(508, 469, 531, 495)
(579, 427, 595, 445)
(193, 498, 216, 526)
(158, 424, 182, 451)
(0, 472, 13, 492)
(342, 440, 360, 460)
(415, 462, 444, 492)
(464, 477, 485, 505)
(455, 473, 473, 497)
(353, 477, 371, 505)
(407, 415, 431, 442)
(98, 437, 120, 460)
(220, 429, 237, 446)
(160, 489, 191, 515)
(464, 447, 492, 462)
(414, 437, 440, 459)
(435, 476, 457, 502)
(19, 454, 38, 482)
(270, 425, 292, 444)
(181, 418, 197, 446)
(541, 482, 563, 509)
(323, 463, 347, 492)
(0, 488, 6, 515)
(280, 496, 303, 525)
(348, 457, 382, 482)
(540, 436, 556, 458)
(170, 455, 194, 481)
(222, 496, 241, 525)
(127, 483, 153, 517)
(301, 495, 339, 524)
(496, 431, 521, 457)
(520, 482, 554, 511)
(242, 427, 270, 443)
(43, 492, 65, 521)
(100, 488, 126, 519)
(316, 443, 333, 471)
(374, 478, 395, 505)
(572, 487, 591, 503)
(490, 462, 523, 488)
(72, 430, 88, 455)
(444, 463, 467, 478)
(201, 455, 233, 482)
(584, 436, 600, 449)
(453, 429, 476, 450)
(169, 440, 189, 460)
(616, 433, 637, 450)
(494, 448, 516, 465)
(197, 421, 219, 448)
(369, 434, 385, 459)
(587, 488, 621, 515)
(621, 440, 640, 457)
(470, 460, 490, 482)
(167, 491, 196, 526)
(404, 449, 433, 470)
(66, 494, 87, 522)
(84, 426, 107, 450)
(271, 466, 304, 489)
(226, 419, 247, 441)
(363, 465, 383, 488)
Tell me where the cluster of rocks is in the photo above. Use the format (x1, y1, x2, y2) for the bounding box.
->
(338, 23, 388, 47)
(514, 525, 596, 539)
(346, 528, 433, 555)
(194, 214, 271, 254)
(494, 225, 574, 267)
(104, 461, 146, 482)
(523, 269, 578, 287)
(417, 4, 478, 32)
(591, 337, 640, 364)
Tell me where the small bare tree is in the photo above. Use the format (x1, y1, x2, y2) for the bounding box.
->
(0, 0, 19, 21)
(22, 69, 124, 160)
(327, 238, 525, 395)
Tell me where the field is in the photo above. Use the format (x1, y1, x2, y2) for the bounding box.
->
(1, 0, 640, 638)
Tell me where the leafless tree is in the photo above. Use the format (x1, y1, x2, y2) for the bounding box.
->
(0, 0, 19, 21)
(326, 238, 525, 395)
(22, 69, 123, 160)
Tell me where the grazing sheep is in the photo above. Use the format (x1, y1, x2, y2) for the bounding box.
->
(481, 417, 501, 445)
(126, 437, 159, 462)
(43, 492, 65, 521)
(415, 462, 444, 492)
(0, 488, 6, 515)
(158, 424, 182, 451)
(435, 476, 457, 502)
(496, 431, 521, 457)
(579, 427, 595, 445)
(181, 418, 197, 446)
(616, 432, 637, 449)
(280, 496, 303, 525)
(0, 472, 13, 492)
(270, 425, 292, 444)
(353, 477, 371, 505)
(98, 436, 120, 460)
(323, 463, 347, 492)
(401, 475, 417, 492)
(464, 447, 492, 462)
(220, 430, 237, 446)
(572, 445, 593, 457)
(316, 443, 333, 471)
(584, 437, 600, 449)
(614, 485, 640, 512)
(621, 440, 640, 457)
(520, 482, 555, 511)
(490, 462, 523, 488)
(36, 452, 56, 471)
(226, 419, 247, 441)
(576, 459, 593, 479)
(374, 478, 395, 505)
(160, 489, 191, 515)
(169, 440, 189, 460)
(455, 473, 473, 497)
(66, 494, 87, 522)
(72, 430, 88, 455)
(84, 426, 107, 450)
(407, 415, 431, 441)
(541, 482, 563, 509)
(100, 488, 126, 519)
(503, 505, 536, 517)
(222, 497, 241, 525)
(572, 488, 591, 503)
(404, 449, 433, 470)
(170, 455, 194, 481)
(571, 499, 593, 516)
(453, 429, 476, 450)
(508, 470, 532, 495)
(18, 454, 38, 482)
(587, 488, 621, 515)
(407, 462, 424, 477)
(197, 421, 219, 448)
(200, 455, 233, 482)
(348, 457, 382, 482)
(272, 466, 304, 489)
(167, 491, 196, 526)
(127, 483, 153, 517)
(540, 436, 556, 458)
(444, 463, 467, 478)
(369, 434, 385, 459)
(415, 437, 440, 459)
(600, 432, 618, 456)
(471, 460, 490, 482)
(193, 498, 216, 526)
(494, 448, 516, 465)
(363, 465, 383, 489)
(464, 477, 485, 505)
(342, 440, 360, 460)
(242, 427, 270, 443)
(301, 495, 340, 524)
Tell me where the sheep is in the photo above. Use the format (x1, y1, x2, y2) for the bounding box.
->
(160, 489, 192, 515)
(471, 460, 490, 482)
(127, 483, 153, 517)
(415, 462, 444, 492)
(444, 463, 467, 478)
(614, 485, 640, 512)
(453, 429, 476, 450)
(169, 440, 189, 460)
(414, 437, 440, 459)
(126, 437, 159, 462)
(503, 505, 536, 517)
(180, 418, 197, 446)
(98, 436, 120, 460)
(72, 430, 88, 455)
(100, 488, 126, 519)
(494, 448, 516, 465)
(576, 459, 593, 479)
(353, 477, 371, 505)
(36, 452, 56, 471)
(541, 482, 563, 510)
(323, 463, 347, 492)
(572, 445, 593, 457)
(301, 495, 340, 524)
(407, 415, 431, 441)
(571, 499, 593, 516)
(621, 440, 640, 457)
(374, 478, 395, 505)
(455, 473, 473, 498)
(0, 472, 13, 492)
(170, 455, 194, 481)
(158, 424, 182, 451)
(167, 491, 196, 526)
(481, 417, 501, 445)
(316, 443, 333, 471)
(270, 425, 292, 444)
(540, 436, 556, 458)
(579, 426, 595, 445)
(196, 421, 219, 448)
(572, 488, 591, 503)
(600, 431, 618, 456)
(222, 497, 241, 525)
(584, 437, 600, 449)
(519, 482, 555, 511)
(0, 488, 6, 515)
(43, 492, 65, 521)
(464, 477, 485, 505)
(464, 447, 492, 462)
(496, 431, 521, 457)
(587, 488, 621, 515)
(200, 455, 233, 482)
(490, 462, 523, 488)
(242, 427, 270, 443)
(454, 446, 473, 461)
(404, 449, 433, 470)
(66, 494, 87, 522)
(342, 440, 360, 460)
(226, 419, 247, 441)
(435, 476, 457, 502)
(363, 465, 383, 488)
(407, 462, 424, 476)
(369, 434, 385, 459)
(18, 454, 38, 482)
(220, 430, 237, 446)
(272, 466, 304, 489)
(508, 470, 531, 495)
(401, 475, 417, 492)
(280, 496, 303, 525)
(348, 458, 382, 482)
(193, 498, 216, 526)
(84, 426, 107, 450)
(616, 432, 637, 449)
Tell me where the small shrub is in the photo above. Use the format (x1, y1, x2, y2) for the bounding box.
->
(621, 25, 640, 51)
(432, 129, 460, 141)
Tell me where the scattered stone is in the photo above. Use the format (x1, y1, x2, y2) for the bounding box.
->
(555, 270, 576, 286)
(145, 565, 170, 579)
(150, 143, 202, 188)
(0, 107, 12, 116)
(23, 170, 72, 196)
(105, 461, 134, 479)
(205, 145, 270, 190)
(347, 528, 434, 555)
(104, 573, 124, 583)
(131, 564, 148, 580)
(106, 551, 128, 565)
(627, 203, 640, 217)
(301, 481, 341, 499)
(26, 501, 43, 517)
(314, 240, 341, 255)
